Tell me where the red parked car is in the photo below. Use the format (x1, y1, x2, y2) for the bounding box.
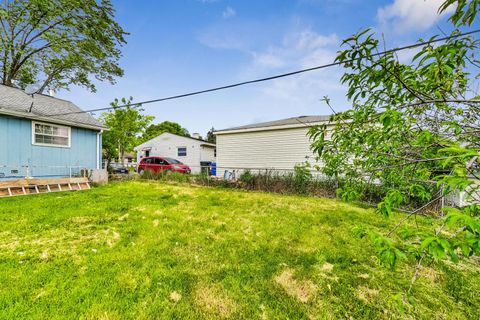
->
(137, 157, 191, 174)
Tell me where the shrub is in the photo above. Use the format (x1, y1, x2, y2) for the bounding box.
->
(239, 170, 255, 186)
(293, 164, 313, 194)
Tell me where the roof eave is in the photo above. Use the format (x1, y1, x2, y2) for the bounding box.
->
(200, 143, 216, 147)
(0, 108, 107, 131)
(135, 132, 216, 148)
(214, 121, 330, 135)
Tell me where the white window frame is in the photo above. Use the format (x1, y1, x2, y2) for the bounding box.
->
(32, 121, 71, 148)
(177, 146, 187, 157)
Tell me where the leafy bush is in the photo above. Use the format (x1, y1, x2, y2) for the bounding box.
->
(239, 170, 255, 186)
(293, 163, 313, 194)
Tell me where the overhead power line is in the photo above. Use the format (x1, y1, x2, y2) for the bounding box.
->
(48, 29, 480, 117)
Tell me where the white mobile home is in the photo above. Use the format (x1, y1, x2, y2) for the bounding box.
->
(134, 133, 216, 174)
(214, 115, 331, 178)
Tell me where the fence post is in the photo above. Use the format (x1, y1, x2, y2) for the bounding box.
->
(440, 184, 445, 215)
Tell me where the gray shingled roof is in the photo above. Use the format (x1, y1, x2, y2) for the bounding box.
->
(216, 115, 332, 132)
(0, 85, 106, 130)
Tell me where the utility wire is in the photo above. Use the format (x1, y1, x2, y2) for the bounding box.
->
(48, 29, 480, 117)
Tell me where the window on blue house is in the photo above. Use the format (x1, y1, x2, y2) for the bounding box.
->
(177, 147, 187, 157)
(32, 121, 71, 147)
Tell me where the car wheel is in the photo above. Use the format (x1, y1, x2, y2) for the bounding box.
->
(138, 169, 144, 175)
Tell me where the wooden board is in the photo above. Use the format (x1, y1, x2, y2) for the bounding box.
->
(0, 177, 90, 198)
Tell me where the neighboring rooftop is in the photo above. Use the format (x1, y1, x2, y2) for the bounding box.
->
(215, 115, 332, 133)
(134, 132, 216, 150)
(0, 84, 106, 130)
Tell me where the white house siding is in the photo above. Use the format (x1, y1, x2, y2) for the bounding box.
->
(200, 146, 216, 163)
(215, 126, 326, 178)
(134, 133, 216, 174)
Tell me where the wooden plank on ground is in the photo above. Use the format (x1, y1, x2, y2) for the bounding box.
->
(0, 177, 91, 198)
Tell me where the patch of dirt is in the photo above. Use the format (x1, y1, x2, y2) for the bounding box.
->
(358, 273, 370, 279)
(356, 286, 379, 304)
(152, 219, 159, 227)
(195, 285, 237, 318)
(274, 269, 317, 303)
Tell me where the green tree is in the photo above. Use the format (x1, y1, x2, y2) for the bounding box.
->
(100, 97, 153, 163)
(101, 128, 118, 165)
(141, 121, 190, 143)
(309, 0, 480, 292)
(206, 127, 216, 144)
(0, 0, 127, 92)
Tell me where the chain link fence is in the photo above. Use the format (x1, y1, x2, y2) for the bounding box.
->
(0, 165, 90, 180)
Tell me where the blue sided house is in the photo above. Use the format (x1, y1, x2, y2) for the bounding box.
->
(0, 85, 106, 179)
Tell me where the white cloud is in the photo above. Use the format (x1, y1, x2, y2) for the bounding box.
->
(197, 28, 247, 51)
(377, 0, 455, 33)
(198, 24, 348, 115)
(250, 30, 339, 70)
(244, 29, 346, 111)
(222, 6, 236, 19)
(252, 52, 286, 68)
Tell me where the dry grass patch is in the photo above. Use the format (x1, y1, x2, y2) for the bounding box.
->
(321, 262, 334, 272)
(356, 286, 379, 304)
(418, 266, 441, 283)
(118, 213, 129, 221)
(274, 269, 317, 303)
(169, 291, 182, 303)
(0, 227, 122, 259)
(195, 285, 237, 318)
(0, 231, 20, 251)
(67, 216, 98, 225)
(39, 249, 49, 260)
(134, 206, 148, 212)
(105, 229, 121, 248)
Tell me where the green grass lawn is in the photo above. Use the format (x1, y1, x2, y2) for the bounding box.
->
(0, 181, 479, 319)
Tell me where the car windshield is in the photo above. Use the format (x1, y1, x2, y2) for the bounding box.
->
(111, 163, 123, 168)
(165, 158, 182, 164)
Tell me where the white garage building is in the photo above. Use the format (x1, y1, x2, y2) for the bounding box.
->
(134, 132, 216, 174)
(214, 115, 331, 178)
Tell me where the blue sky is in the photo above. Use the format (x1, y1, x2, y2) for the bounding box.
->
(57, 0, 455, 136)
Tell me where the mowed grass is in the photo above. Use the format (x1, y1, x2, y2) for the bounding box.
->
(0, 181, 479, 319)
